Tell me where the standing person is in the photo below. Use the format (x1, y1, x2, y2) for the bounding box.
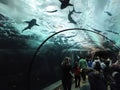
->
(61, 57, 73, 90)
(73, 61, 81, 88)
(88, 61, 107, 90)
(110, 57, 120, 90)
(87, 58, 93, 68)
(79, 57, 88, 82)
(103, 59, 114, 89)
(92, 56, 101, 68)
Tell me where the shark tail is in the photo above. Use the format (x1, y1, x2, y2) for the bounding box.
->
(68, 3, 73, 6)
(22, 28, 27, 32)
(35, 24, 39, 26)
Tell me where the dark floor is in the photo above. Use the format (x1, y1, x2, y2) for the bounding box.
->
(55, 79, 90, 90)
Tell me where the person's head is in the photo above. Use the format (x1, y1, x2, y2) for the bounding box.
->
(74, 61, 78, 66)
(105, 60, 110, 66)
(94, 61, 101, 71)
(64, 56, 70, 62)
(62, 56, 71, 65)
(94, 56, 99, 60)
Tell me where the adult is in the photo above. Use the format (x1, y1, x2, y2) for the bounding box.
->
(61, 57, 73, 90)
(79, 57, 87, 82)
(73, 61, 81, 88)
(88, 61, 107, 90)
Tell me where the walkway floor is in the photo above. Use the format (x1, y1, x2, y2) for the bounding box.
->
(71, 80, 90, 90)
(42, 73, 112, 90)
(55, 79, 90, 90)
(55, 79, 110, 90)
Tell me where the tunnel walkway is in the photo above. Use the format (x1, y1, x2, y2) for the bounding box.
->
(43, 77, 90, 90)
(71, 80, 89, 90)
(43, 76, 111, 90)
(56, 79, 90, 90)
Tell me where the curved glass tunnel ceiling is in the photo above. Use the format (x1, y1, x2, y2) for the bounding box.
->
(0, 0, 120, 51)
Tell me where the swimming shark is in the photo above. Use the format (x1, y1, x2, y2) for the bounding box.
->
(59, 0, 73, 9)
(22, 19, 39, 32)
(68, 7, 82, 24)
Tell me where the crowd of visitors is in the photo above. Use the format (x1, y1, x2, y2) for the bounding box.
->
(60, 52, 120, 90)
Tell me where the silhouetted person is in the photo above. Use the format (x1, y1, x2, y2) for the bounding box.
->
(103, 60, 113, 86)
(111, 59, 120, 90)
(59, 0, 73, 9)
(79, 57, 87, 82)
(73, 61, 81, 88)
(22, 19, 39, 32)
(88, 61, 107, 90)
(87, 58, 93, 68)
(61, 57, 73, 90)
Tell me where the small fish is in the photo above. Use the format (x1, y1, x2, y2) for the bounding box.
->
(87, 25, 102, 33)
(65, 33, 77, 38)
(22, 19, 39, 32)
(107, 30, 119, 35)
(46, 10, 58, 13)
(59, 0, 73, 9)
(104, 11, 112, 16)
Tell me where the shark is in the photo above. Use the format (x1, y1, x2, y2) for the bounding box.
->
(22, 19, 39, 32)
(59, 0, 73, 9)
(68, 7, 82, 25)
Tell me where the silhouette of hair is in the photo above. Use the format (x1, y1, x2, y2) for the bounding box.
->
(94, 62, 101, 71)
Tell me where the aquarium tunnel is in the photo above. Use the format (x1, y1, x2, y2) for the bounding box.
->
(0, 0, 120, 90)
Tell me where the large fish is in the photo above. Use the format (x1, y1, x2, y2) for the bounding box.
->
(59, 0, 73, 9)
(68, 7, 82, 24)
(22, 19, 39, 32)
